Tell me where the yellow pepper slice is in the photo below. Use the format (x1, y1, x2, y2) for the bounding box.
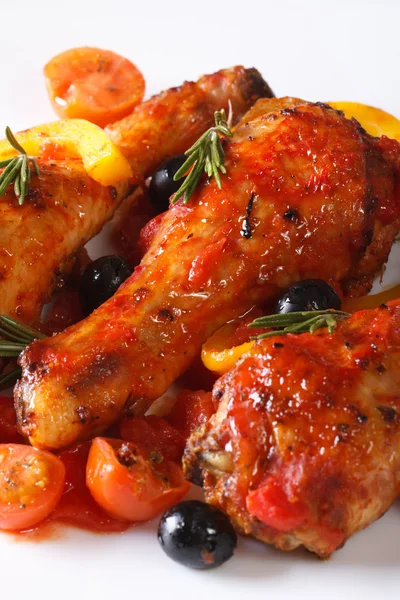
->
(201, 340, 255, 376)
(329, 102, 400, 141)
(343, 284, 400, 313)
(201, 320, 256, 376)
(0, 119, 132, 186)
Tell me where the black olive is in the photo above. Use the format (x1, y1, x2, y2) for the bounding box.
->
(158, 500, 237, 569)
(148, 155, 187, 213)
(78, 255, 133, 316)
(276, 279, 341, 314)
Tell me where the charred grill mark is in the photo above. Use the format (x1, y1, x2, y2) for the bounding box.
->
(283, 208, 299, 222)
(348, 404, 368, 424)
(240, 193, 255, 240)
(69, 353, 121, 391)
(213, 389, 224, 401)
(377, 405, 398, 422)
(157, 309, 174, 322)
(355, 357, 370, 370)
(280, 107, 298, 116)
(241, 68, 274, 102)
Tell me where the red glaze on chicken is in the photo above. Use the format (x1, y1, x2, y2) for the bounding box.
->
(0, 67, 271, 324)
(106, 66, 273, 181)
(184, 301, 400, 557)
(15, 99, 400, 449)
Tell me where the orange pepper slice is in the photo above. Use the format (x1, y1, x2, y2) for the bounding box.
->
(329, 102, 400, 141)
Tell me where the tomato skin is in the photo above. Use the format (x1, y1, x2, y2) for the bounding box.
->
(52, 442, 128, 533)
(120, 415, 185, 463)
(86, 438, 190, 522)
(44, 47, 145, 127)
(0, 444, 65, 531)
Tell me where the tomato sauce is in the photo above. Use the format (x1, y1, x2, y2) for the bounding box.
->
(0, 396, 24, 444)
(49, 442, 129, 533)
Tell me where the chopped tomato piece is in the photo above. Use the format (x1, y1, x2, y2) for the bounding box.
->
(167, 390, 215, 439)
(246, 477, 309, 532)
(119, 415, 185, 463)
(0, 396, 23, 443)
(44, 47, 145, 128)
(52, 442, 128, 532)
(86, 438, 190, 522)
(0, 444, 65, 531)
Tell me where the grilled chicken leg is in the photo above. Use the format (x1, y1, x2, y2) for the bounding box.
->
(106, 66, 273, 180)
(185, 301, 400, 557)
(16, 99, 400, 449)
(0, 66, 270, 323)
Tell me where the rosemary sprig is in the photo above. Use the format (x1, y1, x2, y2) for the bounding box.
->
(249, 309, 350, 340)
(0, 316, 45, 388)
(0, 127, 40, 205)
(172, 108, 233, 204)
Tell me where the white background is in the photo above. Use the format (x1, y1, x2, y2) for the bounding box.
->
(1, 1, 400, 599)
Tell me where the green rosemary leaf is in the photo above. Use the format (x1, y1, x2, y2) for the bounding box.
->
(172, 107, 233, 204)
(249, 309, 350, 340)
(5, 126, 26, 155)
(0, 127, 40, 204)
(0, 341, 27, 353)
(0, 158, 13, 168)
(0, 327, 30, 344)
(0, 315, 45, 340)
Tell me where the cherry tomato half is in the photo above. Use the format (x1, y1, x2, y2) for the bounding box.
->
(44, 47, 145, 127)
(0, 444, 65, 531)
(86, 438, 190, 522)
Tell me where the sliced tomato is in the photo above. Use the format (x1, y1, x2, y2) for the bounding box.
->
(119, 415, 185, 463)
(166, 390, 215, 439)
(52, 442, 128, 533)
(246, 477, 309, 532)
(0, 444, 65, 531)
(0, 396, 23, 444)
(86, 438, 190, 522)
(44, 47, 145, 127)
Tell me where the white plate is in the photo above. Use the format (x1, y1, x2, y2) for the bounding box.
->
(1, 1, 400, 598)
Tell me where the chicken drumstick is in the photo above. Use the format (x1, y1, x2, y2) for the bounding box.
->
(16, 98, 400, 449)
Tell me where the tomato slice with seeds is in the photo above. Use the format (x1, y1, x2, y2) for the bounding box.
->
(0, 444, 65, 531)
(86, 438, 190, 522)
(44, 47, 145, 127)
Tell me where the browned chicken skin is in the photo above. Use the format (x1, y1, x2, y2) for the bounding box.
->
(184, 302, 400, 557)
(15, 99, 400, 449)
(0, 66, 269, 324)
